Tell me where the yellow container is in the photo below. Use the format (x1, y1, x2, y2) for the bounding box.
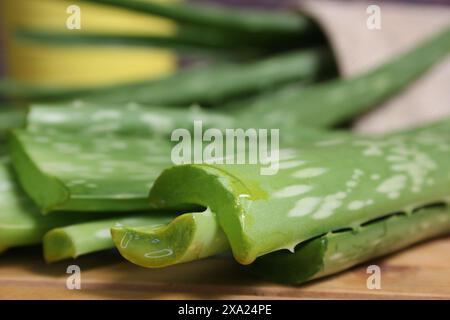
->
(0, 0, 178, 87)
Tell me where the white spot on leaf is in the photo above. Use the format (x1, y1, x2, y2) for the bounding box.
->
(376, 175, 407, 199)
(292, 167, 328, 179)
(288, 197, 321, 217)
(273, 185, 313, 198)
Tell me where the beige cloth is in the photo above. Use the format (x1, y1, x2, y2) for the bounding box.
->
(298, 0, 450, 134)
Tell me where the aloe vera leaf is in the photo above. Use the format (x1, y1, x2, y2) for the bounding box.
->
(26, 102, 236, 138)
(11, 98, 345, 214)
(9, 129, 177, 213)
(26, 25, 450, 123)
(28, 119, 449, 260)
(16, 28, 261, 58)
(25, 101, 344, 146)
(27, 101, 342, 144)
(9, 123, 334, 214)
(114, 126, 450, 266)
(0, 48, 332, 106)
(248, 205, 450, 284)
(43, 212, 176, 262)
(16, 20, 312, 57)
(0, 159, 114, 252)
(88, 46, 331, 107)
(81, 0, 317, 36)
(232, 25, 450, 128)
(10, 103, 236, 213)
(10, 100, 447, 215)
(111, 208, 229, 267)
(30, 99, 450, 144)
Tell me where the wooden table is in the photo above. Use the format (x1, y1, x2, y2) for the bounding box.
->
(1, 236, 449, 300)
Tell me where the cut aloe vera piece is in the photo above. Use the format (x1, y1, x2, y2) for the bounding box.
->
(248, 205, 450, 284)
(1, 48, 332, 106)
(9, 125, 333, 213)
(113, 125, 450, 266)
(40, 120, 450, 267)
(43, 212, 176, 262)
(9, 130, 174, 213)
(10, 100, 337, 214)
(112, 208, 229, 268)
(10, 102, 448, 215)
(31, 120, 450, 260)
(0, 159, 113, 252)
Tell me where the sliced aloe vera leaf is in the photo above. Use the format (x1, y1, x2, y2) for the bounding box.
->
(142, 125, 450, 265)
(43, 212, 176, 262)
(9, 130, 174, 213)
(1, 48, 332, 106)
(0, 159, 113, 252)
(111, 208, 229, 268)
(9, 125, 331, 213)
(10, 100, 337, 214)
(29, 120, 450, 267)
(234, 25, 450, 128)
(248, 205, 450, 284)
(10, 102, 448, 216)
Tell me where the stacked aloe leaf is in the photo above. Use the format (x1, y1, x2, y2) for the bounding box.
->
(1, 0, 450, 285)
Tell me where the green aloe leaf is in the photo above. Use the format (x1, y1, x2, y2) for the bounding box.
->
(25, 102, 236, 138)
(8, 101, 237, 213)
(9, 82, 449, 216)
(9, 125, 333, 214)
(34, 119, 450, 263)
(16, 22, 318, 58)
(81, 0, 318, 37)
(25, 101, 340, 145)
(0, 48, 333, 105)
(43, 212, 176, 262)
(248, 205, 450, 284)
(231, 25, 450, 128)
(10, 95, 341, 214)
(0, 158, 115, 252)
(111, 124, 450, 268)
(16, 29, 262, 59)
(9, 130, 174, 213)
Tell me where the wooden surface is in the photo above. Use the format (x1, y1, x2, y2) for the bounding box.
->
(1, 236, 450, 300)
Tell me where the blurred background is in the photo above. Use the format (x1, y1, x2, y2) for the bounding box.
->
(0, 0, 449, 88)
